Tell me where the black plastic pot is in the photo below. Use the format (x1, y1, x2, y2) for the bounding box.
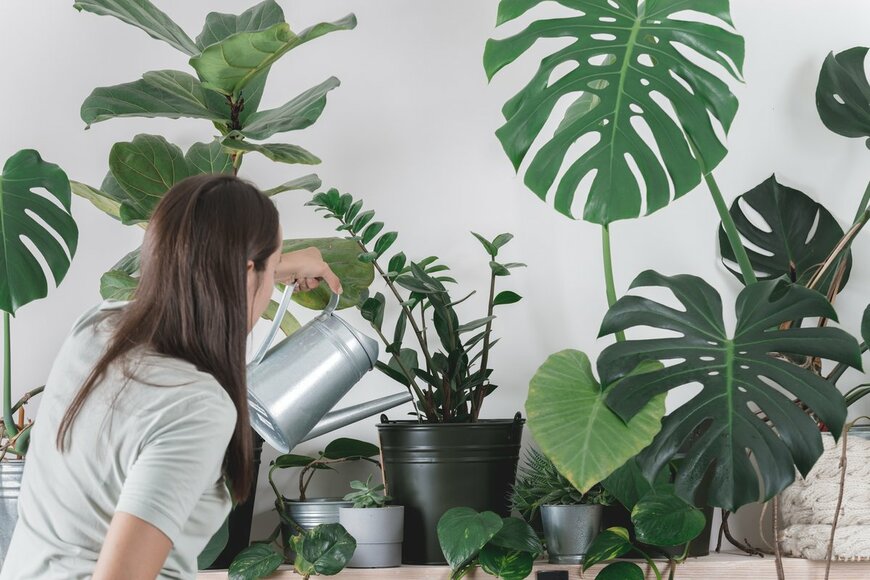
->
(377, 414, 524, 564)
(208, 433, 264, 569)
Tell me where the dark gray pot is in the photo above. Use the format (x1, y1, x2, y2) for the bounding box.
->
(339, 506, 404, 568)
(0, 460, 24, 568)
(541, 504, 602, 564)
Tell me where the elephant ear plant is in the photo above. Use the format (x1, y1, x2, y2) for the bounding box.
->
(70, 0, 370, 330)
(0, 150, 76, 459)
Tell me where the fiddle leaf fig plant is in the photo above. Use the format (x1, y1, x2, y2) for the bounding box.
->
(597, 271, 863, 510)
(0, 150, 76, 458)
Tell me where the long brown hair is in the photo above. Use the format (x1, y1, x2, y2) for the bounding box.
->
(56, 174, 280, 502)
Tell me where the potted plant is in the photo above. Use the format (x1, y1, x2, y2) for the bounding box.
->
(511, 448, 612, 564)
(69, 0, 373, 568)
(309, 189, 526, 564)
(0, 149, 76, 564)
(338, 475, 404, 568)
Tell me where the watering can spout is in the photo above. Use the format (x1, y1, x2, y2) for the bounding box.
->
(247, 284, 405, 453)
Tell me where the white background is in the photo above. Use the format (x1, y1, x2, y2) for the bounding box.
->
(3, 0, 869, 548)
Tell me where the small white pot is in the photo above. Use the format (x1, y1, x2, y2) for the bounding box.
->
(339, 505, 404, 568)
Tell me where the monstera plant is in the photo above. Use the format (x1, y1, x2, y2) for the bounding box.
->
(0, 150, 76, 459)
(70, 0, 371, 331)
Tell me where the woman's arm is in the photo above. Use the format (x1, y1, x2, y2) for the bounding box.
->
(93, 512, 171, 580)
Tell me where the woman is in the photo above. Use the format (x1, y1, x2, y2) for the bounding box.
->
(1, 174, 342, 579)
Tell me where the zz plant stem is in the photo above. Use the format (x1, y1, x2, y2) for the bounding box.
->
(601, 225, 625, 343)
(471, 270, 497, 420)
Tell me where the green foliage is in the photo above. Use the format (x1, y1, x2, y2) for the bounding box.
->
(308, 188, 525, 422)
(343, 475, 391, 509)
(598, 272, 862, 511)
(816, 46, 870, 142)
(228, 543, 283, 580)
(437, 508, 542, 580)
(510, 447, 612, 522)
(197, 514, 229, 569)
(484, 0, 743, 225)
(291, 523, 356, 578)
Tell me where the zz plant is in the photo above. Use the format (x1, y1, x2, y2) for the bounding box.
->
(308, 188, 525, 422)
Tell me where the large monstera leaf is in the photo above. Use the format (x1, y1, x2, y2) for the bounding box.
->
(0, 150, 77, 314)
(817, 46, 870, 142)
(719, 175, 851, 293)
(484, 0, 744, 225)
(598, 270, 863, 511)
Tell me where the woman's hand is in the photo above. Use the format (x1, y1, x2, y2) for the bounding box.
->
(276, 247, 343, 295)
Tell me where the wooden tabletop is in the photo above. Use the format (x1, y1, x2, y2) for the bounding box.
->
(198, 552, 870, 579)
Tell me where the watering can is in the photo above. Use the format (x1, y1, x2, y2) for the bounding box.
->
(247, 284, 411, 453)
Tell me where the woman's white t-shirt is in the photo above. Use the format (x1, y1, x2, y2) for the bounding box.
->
(0, 301, 237, 579)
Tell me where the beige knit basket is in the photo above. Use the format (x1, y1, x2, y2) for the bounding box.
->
(779, 430, 870, 561)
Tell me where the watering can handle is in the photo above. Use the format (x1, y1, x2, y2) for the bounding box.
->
(251, 283, 340, 365)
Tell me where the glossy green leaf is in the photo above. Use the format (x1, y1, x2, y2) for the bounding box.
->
(492, 233, 513, 249)
(185, 140, 234, 175)
(719, 175, 850, 293)
(272, 454, 317, 468)
(360, 293, 386, 331)
(195, 0, 285, 50)
(490, 262, 510, 276)
(478, 544, 535, 580)
(582, 527, 633, 571)
(190, 16, 356, 98)
(242, 77, 341, 140)
(631, 484, 706, 547)
(281, 238, 374, 311)
(596, 562, 645, 580)
(294, 523, 356, 576)
(322, 438, 379, 460)
(437, 507, 503, 570)
(198, 515, 229, 569)
(484, 0, 744, 224)
(221, 138, 320, 165)
(361, 222, 384, 245)
(472, 232, 497, 256)
(228, 543, 283, 580)
(80, 70, 229, 127)
(0, 150, 77, 314)
(816, 47, 870, 140)
(109, 134, 191, 224)
(493, 291, 521, 307)
(862, 305, 869, 344)
(388, 252, 406, 276)
(601, 457, 668, 511)
(374, 232, 398, 257)
(526, 349, 665, 494)
(263, 174, 321, 197)
(100, 269, 137, 301)
(599, 271, 863, 510)
(70, 180, 123, 222)
(74, 0, 198, 55)
(489, 517, 543, 556)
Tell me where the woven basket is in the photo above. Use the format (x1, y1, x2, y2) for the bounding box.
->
(779, 430, 870, 561)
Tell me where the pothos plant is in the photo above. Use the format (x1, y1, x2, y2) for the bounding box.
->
(69, 0, 373, 330)
(0, 150, 76, 459)
(490, 0, 864, 517)
(308, 188, 525, 423)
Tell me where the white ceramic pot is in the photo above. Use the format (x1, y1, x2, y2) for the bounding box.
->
(339, 506, 404, 568)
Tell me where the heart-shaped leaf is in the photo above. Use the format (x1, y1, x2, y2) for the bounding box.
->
(596, 562, 645, 580)
(601, 457, 669, 512)
(719, 175, 850, 294)
(526, 349, 665, 494)
(437, 507, 503, 570)
(228, 543, 283, 580)
(74, 0, 198, 55)
(484, 0, 744, 224)
(80, 70, 229, 127)
(109, 134, 191, 224)
(185, 140, 234, 175)
(322, 438, 379, 460)
(478, 544, 535, 580)
(242, 77, 341, 140)
(816, 47, 870, 141)
(0, 150, 77, 313)
(198, 515, 229, 569)
(631, 484, 706, 547)
(599, 270, 863, 510)
(295, 523, 356, 576)
(489, 517, 543, 556)
(582, 527, 633, 571)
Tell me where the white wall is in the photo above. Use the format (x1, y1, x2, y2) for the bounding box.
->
(3, 0, 869, 548)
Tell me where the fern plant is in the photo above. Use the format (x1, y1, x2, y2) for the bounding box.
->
(511, 448, 612, 521)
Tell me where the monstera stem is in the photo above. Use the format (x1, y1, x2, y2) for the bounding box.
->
(601, 225, 625, 342)
(856, 180, 870, 223)
(3, 312, 16, 438)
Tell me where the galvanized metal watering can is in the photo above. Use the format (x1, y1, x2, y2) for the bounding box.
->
(247, 285, 411, 453)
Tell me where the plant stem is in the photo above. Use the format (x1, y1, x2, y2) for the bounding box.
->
(232, 152, 244, 176)
(11, 385, 44, 414)
(773, 496, 786, 580)
(855, 180, 870, 224)
(472, 270, 497, 420)
(688, 140, 757, 284)
(825, 423, 849, 580)
(269, 465, 286, 515)
(601, 225, 625, 342)
(3, 312, 16, 438)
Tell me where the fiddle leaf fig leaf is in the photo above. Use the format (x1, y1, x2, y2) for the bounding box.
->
(816, 46, 870, 141)
(263, 174, 322, 197)
(70, 180, 123, 222)
(221, 138, 320, 165)
(195, 0, 285, 50)
(599, 271, 863, 511)
(242, 77, 341, 140)
(185, 140, 234, 175)
(74, 0, 198, 56)
(281, 238, 374, 311)
(0, 150, 77, 314)
(485, 0, 744, 225)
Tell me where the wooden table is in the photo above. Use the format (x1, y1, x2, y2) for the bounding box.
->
(198, 552, 870, 579)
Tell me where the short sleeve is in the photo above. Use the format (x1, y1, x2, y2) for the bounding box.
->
(115, 387, 237, 544)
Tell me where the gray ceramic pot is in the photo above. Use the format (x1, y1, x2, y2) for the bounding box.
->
(0, 460, 24, 568)
(339, 506, 404, 568)
(541, 504, 602, 564)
